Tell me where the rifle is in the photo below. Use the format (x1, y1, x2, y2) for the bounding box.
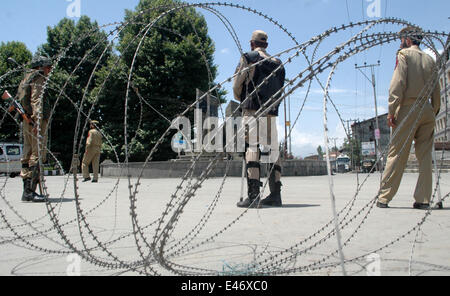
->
(1, 90, 35, 126)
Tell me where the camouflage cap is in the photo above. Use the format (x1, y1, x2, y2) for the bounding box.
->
(251, 30, 268, 43)
(30, 55, 52, 69)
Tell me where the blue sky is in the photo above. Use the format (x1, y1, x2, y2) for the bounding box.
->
(1, 0, 449, 157)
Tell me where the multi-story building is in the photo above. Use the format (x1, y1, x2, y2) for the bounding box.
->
(435, 53, 450, 145)
(351, 113, 390, 156)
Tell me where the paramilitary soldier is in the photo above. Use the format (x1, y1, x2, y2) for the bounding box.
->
(17, 55, 52, 202)
(233, 30, 286, 208)
(82, 120, 102, 183)
(377, 26, 441, 209)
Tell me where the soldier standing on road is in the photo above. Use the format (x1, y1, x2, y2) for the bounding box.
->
(377, 27, 441, 209)
(82, 120, 102, 183)
(233, 30, 286, 208)
(17, 55, 52, 202)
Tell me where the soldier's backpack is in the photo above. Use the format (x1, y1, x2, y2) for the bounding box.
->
(241, 51, 285, 115)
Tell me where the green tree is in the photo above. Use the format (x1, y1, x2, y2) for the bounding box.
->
(0, 41, 32, 141)
(342, 137, 362, 168)
(38, 16, 111, 169)
(95, 0, 223, 162)
(316, 145, 324, 160)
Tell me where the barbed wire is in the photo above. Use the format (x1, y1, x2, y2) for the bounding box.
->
(0, 1, 449, 275)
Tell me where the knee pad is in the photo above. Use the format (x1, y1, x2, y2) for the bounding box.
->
(246, 161, 260, 170)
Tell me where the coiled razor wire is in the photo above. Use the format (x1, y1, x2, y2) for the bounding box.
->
(0, 2, 449, 275)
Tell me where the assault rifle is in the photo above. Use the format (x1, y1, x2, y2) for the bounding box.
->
(1, 90, 35, 126)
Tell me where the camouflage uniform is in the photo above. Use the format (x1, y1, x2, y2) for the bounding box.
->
(17, 57, 51, 202)
(18, 70, 50, 171)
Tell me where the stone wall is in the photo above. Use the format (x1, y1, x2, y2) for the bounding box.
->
(101, 159, 327, 179)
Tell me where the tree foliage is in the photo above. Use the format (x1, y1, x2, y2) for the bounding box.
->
(95, 0, 222, 162)
(342, 137, 362, 167)
(39, 16, 111, 169)
(0, 41, 32, 141)
(316, 145, 324, 160)
(1, 0, 223, 168)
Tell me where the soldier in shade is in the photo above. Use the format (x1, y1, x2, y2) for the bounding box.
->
(16, 55, 52, 202)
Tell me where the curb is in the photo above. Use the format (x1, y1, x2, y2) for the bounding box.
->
(44, 169, 64, 176)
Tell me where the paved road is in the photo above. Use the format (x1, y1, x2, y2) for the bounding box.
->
(1, 172, 449, 276)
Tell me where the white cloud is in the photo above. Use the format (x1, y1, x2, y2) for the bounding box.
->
(220, 48, 230, 55)
(376, 105, 388, 114)
(342, 104, 387, 116)
(423, 48, 444, 61)
(274, 112, 363, 157)
(298, 88, 357, 96)
(276, 119, 325, 158)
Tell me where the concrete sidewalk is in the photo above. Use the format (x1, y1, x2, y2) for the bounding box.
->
(0, 172, 449, 276)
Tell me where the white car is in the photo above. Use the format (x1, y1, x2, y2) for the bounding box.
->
(0, 143, 23, 178)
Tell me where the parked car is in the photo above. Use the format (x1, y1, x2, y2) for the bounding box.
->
(0, 143, 23, 178)
(361, 158, 376, 173)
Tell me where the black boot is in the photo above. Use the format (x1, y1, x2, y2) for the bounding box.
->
(261, 181, 282, 207)
(30, 166, 47, 203)
(413, 202, 430, 210)
(237, 179, 262, 208)
(261, 165, 282, 207)
(31, 191, 47, 203)
(21, 178, 33, 202)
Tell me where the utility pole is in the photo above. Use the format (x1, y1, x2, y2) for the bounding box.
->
(329, 137, 338, 152)
(355, 61, 383, 178)
(343, 119, 359, 169)
(283, 95, 288, 159)
(288, 91, 292, 157)
(284, 79, 292, 159)
(343, 119, 359, 139)
(329, 137, 339, 173)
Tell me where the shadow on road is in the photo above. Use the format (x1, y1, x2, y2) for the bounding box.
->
(46, 198, 80, 203)
(276, 204, 320, 209)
